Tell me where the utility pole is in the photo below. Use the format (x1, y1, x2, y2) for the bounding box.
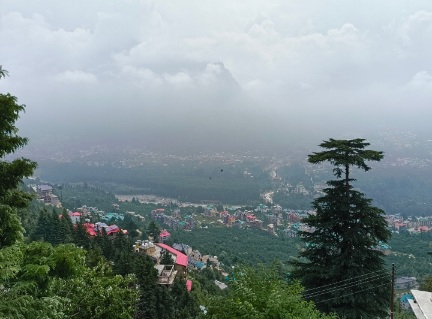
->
(390, 263, 395, 319)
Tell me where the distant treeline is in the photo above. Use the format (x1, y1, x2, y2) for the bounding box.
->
(36, 158, 432, 216)
(37, 160, 265, 205)
(359, 166, 432, 217)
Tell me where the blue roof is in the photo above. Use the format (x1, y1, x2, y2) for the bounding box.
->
(400, 293, 413, 303)
(196, 262, 205, 269)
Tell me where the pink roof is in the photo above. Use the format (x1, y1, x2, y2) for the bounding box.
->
(69, 212, 82, 216)
(155, 243, 188, 267)
(160, 230, 171, 238)
(186, 279, 192, 292)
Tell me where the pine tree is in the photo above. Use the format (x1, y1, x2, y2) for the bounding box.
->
(291, 138, 391, 319)
(147, 221, 160, 242)
(72, 221, 90, 249)
(134, 254, 159, 319)
(59, 209, 74, 243)
(0, 67, 37, 248)
(30, 208, 51, 242)
(160, 251, 174, 265)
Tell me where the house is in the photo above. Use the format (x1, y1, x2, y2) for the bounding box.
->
(417, 226, 429, 232)
(50, 194, 61, 207)
(172, 243, 192, 256)
(286, 211, 302, 223)
(83, 223, 97, 236)
(84, 222, 127, 236)
(245, 213, 256, 223)
(159, 230, 171, 242)
(394, 222, 408, 231)
(408, 289, 432, 318)
(155, 264, 177, 285)
(214, 280, 228, 290)
(155, 243, 188, 277)
(283, 228, 298, 238)
(68, 212, 82, 224)
(37, 184, 53, 197)
(101, 212, 124, 222)
(293, 183, 309, 195)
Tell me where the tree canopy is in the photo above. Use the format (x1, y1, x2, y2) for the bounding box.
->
(202, 265, 337, 319)
(292, 138, 391, 319)
(0, 67, 37, 248)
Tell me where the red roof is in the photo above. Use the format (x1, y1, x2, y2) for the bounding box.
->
(155, 243, 188, 267)
(69, 212, 82, 217)
(83, 223, 97, 236)
(160, 230, 171, 238)
(186, 279, 192, 292)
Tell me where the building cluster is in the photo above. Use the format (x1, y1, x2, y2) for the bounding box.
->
(213, 205, 316, 234)
(66, 206, 130, 237)
(30, 184, 61, 207)
(386, 214, 432, 233)
(134, 240, 223, 291)
(150, 203, 322, 237)
(151, 208, 196, 231)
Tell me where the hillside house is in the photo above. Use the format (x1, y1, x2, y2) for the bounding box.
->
(83, 222, 127, 236)
(159, 230, 171, 242)
(408, 289, 432, 318)
(37, 184, 53, 197)
(155, 243, 188, 277)
(69, 212, 82, 224)
(101, 212, 124, 222)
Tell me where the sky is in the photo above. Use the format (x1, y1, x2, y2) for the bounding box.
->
(1, 1, 432, 153)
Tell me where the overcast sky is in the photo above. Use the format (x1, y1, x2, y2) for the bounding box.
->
(1, 1, 432, 152)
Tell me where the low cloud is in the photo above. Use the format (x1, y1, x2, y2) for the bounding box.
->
(1, 1, 432, 152)
(55, 70, 98, 84)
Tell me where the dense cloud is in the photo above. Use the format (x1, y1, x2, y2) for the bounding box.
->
(1, 1, 432, 153)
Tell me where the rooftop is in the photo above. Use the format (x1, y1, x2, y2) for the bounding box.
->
(155, 243, 188, 267)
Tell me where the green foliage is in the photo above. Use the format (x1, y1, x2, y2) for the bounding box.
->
(292, 138, 390, 319)
(147, 221, 161, 241)
(272, 191, 314, 210)
(202, 265, 336, 319)
(38, 158, 264, 204)
(53, 183, 117, 211)
(420, 275, 432, 292)
(0, 70, 37, 248)
(308, 138, 383, 180)
(134, 254, 159, 318)
(386, 231, 432, 278)
(172, 227, 301, 267)
(0, 242, 137, 319)
(160, 251, 174, 265)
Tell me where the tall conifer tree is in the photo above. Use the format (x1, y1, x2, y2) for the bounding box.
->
(0, 67, 37, 248)
(291, 138, 391, 319)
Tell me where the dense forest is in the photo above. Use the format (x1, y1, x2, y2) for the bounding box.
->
(36, 159, 266, 205)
